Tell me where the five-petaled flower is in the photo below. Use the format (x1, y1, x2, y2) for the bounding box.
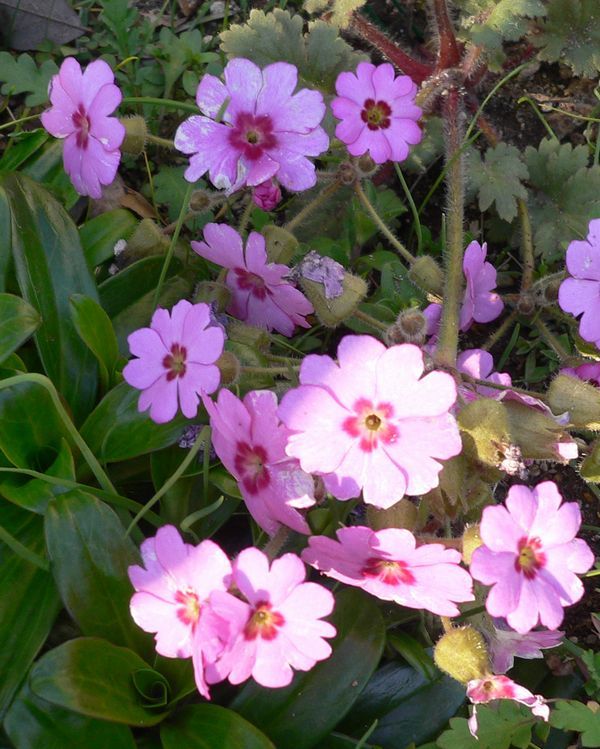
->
(470, 482, 594, 633)
(192, 223, 313, 336)
(174, 58, 329, 192)
(41, 57, 125, 198)
(123, 299, 224, 424)
(460, 241, 504, 331)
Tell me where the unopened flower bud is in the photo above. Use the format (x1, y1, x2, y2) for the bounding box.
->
(517, 292, 535, 316)
(408, 256, 444, 295)
(216, 351, 240, 385)
(434, 626, 490, 684)
(227, 320, 270, 351)
(301, 272, 368, 328)
(262, 225, 299, 264)
(356, 153, 377, 177)
(547, 373, 600, 430)
(126, 219, 169, 260)
(193, 281, 231, 311)
(367, 499, 417, 531)
(458, 399, 511, 469)
(253, 179, 282, 212)
(120, 115, 147, 155)
(189, 190, 212, 213)
(337, 161, 357, 185)
(462, 524, 482, 565)
(391, 307, 428, 344)
(504, 399, 578, 462)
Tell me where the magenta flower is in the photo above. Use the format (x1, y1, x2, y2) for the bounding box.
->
(457, 349, 512, 402)
(561, 362, 600, 386)
(470, 482, 594, 633)
(278, 335, 461, 507)
(487, 620, 564, 674)
(303, 526, 474, 616)
(559, 220, 600, 347)
(460, 241, 504, 331)
(192, 223, 313, 336)
(331, 62, 422, 164)
(203, 388, 315, 536)
(41, 58, 125, 199)
(123, 300, 224, 424)
(205, 548, 336, 688)
(252, 179, 281, 211)
(174, 58, 328, 192)
(467, 674, 549, 737)
(128, 526, 231, 698)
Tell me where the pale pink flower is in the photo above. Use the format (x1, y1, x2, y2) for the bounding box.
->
(470, 481, 594, 633)
(41, 58, 125, 199)
(205, 548, 336, 688)
(278, 335, 461, 507)
(561, 362, 600, 386)
(123, 300, 224, 424)
(559, 219, 600, 347)
(203, 388, 315, 536)
(332, 62, 422, 164)
(487, 620, 564, 674)
(303, 526, 474, 616)
(460, 241, 504, 331)
(192, 223, 313, 336)
(128, 526, 231, 698)
(457, 349, 512, 402)
(252, 179, 281, 211)
(174, 58, 328, 192)
(466, 674, 549, 738)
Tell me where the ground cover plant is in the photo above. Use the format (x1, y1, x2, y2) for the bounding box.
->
(1, 0, 600, 747)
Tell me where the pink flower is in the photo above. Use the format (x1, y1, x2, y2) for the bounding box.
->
(332, 62, 422, 164)
(460, 241, 504, 331)
(128, 526, 231, 698)
(466, 674, 549, 738)
(205, 548, 336, 688)
(561, 362, 600, 386)
(123, 300, 224, 424)
(252, 179, 281, 211)
(203, 388, 315, 536)
(192, 223, 313, 336)
(470, 482, 594, 633)
(559, 220, 600, 347)
(303, 526, 474, 616)
(278, 335, 461, 507)
(487, 620, 564, 674)
(457, 349, 512, 402)
(174, 58, 328, 192)
(41, 58, 125, 199)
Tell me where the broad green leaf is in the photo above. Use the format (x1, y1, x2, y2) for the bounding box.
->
(0, 292, 40, 364)
(231, 588, 385, 749)
(535, 0, 600, 77)
(437, 701, 534, 749)
(0, 53, 58, 106)
(550, 700, 600, 747)
(30, 638, 167, 727)
(0, 130, 49, 174)
(80, 382, 189, 463)
(468, 143, 529, 222)
(0, 186, 11, 292)
(0, 504, 59, 719)
(70, 294, 121, 391)
(4, 682, 136, 749)
(0, 174, 99, 422)
(45, 490, 149, 655)
(153, 166, 207, 228)
(79, 209, 138, 269)
(314, 733, 379, 749)
(161, 704, 276, 749)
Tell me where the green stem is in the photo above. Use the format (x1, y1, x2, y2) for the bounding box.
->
(284, 179, 342, 232)
(240, 365, 298, 376)
(0, 523, 49, 571)
(153, 181, 194, 309)
(237, 196, 254, 235)
(262, 526, 290, 560)
(122, 96, 200, 113)
(481, 310, 518, 351)
(394, 163, 422, 255)
(0, 374, 116, 494)
(471, 376, 548, 401)
(534, 318, 570, 361)
(518, 198, 535, 292)
(436, 88, 465, 367)
(516, 96, 557, 140)
(354, 181, 415, 265)
(127, 426, 210, 534)
(0, 113, 40, 132)
(352, 308, 389, 332)
(145, 133, 175, 149)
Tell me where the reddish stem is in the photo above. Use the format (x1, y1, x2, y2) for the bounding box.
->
(350, 13, 433, 84)
(431, 0, 462, 70)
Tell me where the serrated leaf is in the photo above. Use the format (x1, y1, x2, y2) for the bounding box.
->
(534, 0, 600, 78)
(550, 700, 600, 747)
(469, 143, 528, 222)
(437, 702, 534, 749)
(154, 28, 218, 98)
(220, 8, 365, 92)
(0, 52, 57, 106)
(0, 0, 84, 50)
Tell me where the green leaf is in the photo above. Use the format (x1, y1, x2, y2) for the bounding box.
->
(0, 53, 58, 106)
(0, 292, 40, 364)
(154, 28, 219, 98)
(534, 0, 600, 77)
(80, 382, 190, 463)
(231, 588, 385, 749)
(550, 700, 600, 747)
(153, 166, 207, 227)
(44, 490, 149, 654)
(70, 294, 121, 390)
(79, 209, 138, 269)
(29, 637, 167, 727)
(0, 129, 49, 174)
(468, 143, 529, 222)
(132, 669, 170, 709)
(4, 682, 136, 749)
(436, 702, 534, 749)
(220, 9, 365, 92)
(0, 504, 59, 719)
(161, 704, 276, 749)
(0, 173, 100, 422)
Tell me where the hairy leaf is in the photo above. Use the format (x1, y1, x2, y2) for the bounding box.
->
(469, 143, 529, 222)
(0, 52, 57, 106)
(534, 0, 600, 78)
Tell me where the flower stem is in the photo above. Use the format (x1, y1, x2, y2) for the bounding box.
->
(354, 181, 415, 265)
(0, 113, 40, 132)
(237, 195, 254, 235)
(517, 198, 535, 292)
(122, 96, 200, 113)
(240, 365, 298, 376)
(481, 310, 518, 351)
(352, 308, 390, 332)
(394, 164, 423, 255)
(430, 0, 461, 69)
(470, 376, 548, 402)
(262, 526, 290, 560)
(284, 179, 342, 232)
(0, 523, 49, 571)
(534, 318, 570, 361)
(145, 133, 175, 149)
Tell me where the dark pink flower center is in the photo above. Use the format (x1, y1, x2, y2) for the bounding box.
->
(162, 343, 188, 381)
(234, 442, 270, 494)
(234, 268, 269, 300)
(361, 99, 392, 131)
(515, 537, 546, 580)
(72, 103, 91, 149)
(244, 600, 285, 641)
(229, 112, 277, 160)
(362, 557, 415, 586)
(175, 587, 200, 626)
(343, 398, 398, 452)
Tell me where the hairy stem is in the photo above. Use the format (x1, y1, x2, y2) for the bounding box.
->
(353, 308, 390, 332)
(354, 181, 415, 265)
(518, 198, 535, 292)
(534, 318, 570, 361)
(481, 310, 518, 351)
(285, 179, 342, 232)
(430, 0, 461, 69)
(145, 133, 175, 149)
